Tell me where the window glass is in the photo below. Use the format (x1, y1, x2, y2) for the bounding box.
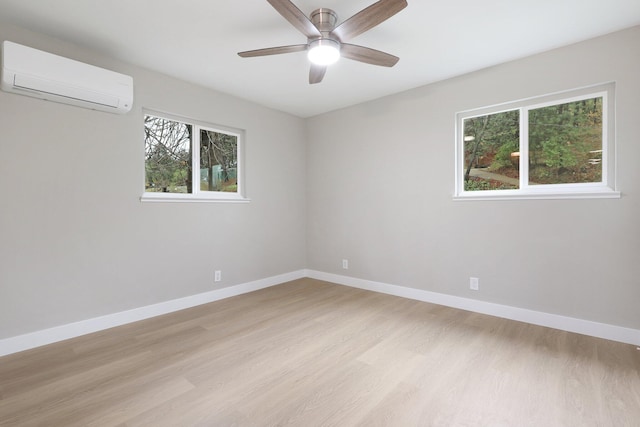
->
(455, 83, 616, 200)
(144, 115, 192, 193)
(200, 129, 238, 193)
(142, 111, 246, 202)
(463, 110, 520, 191)
(528, 98, 602, 185)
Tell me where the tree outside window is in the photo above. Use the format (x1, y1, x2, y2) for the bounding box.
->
(143, 113, 243, 201)
(455, 84, 616, 200)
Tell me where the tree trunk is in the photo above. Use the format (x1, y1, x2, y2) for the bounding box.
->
(186, 125, 193, 193)
(464, 115, 490, 181)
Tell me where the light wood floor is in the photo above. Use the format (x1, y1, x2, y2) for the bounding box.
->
(1, 278, 639, 426)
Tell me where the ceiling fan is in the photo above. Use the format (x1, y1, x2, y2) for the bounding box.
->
(238, 0, 408, 84)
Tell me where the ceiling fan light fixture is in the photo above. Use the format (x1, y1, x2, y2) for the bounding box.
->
(307, 39, 340, 66)
(237, 0, 408, 83)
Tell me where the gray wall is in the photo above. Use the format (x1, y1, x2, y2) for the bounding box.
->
(1, 23, 638, 342)
(306, 26, 640, 330)
(0, 25, 307, 339)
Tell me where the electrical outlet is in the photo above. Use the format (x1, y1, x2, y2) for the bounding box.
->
(342, 259, 349, 269)
(215, 270, 222, 282)
(470, 277, 479, 290)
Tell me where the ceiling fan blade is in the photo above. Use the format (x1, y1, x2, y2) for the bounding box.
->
(340, 43, 399, 67)
(309, 64, 327, 84)
(331, 0, 407, 42)
(267, 0, 322, 38)
(238, 44, 307, 58)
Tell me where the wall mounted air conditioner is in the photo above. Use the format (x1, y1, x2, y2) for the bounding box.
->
(1, 41, 133, 114)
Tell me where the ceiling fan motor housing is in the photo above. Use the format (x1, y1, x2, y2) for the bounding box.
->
(310, 8, 338, 34)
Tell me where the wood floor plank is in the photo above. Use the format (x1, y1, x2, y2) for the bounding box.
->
(0, 278, 638, 426)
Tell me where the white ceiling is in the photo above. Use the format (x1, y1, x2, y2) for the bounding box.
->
(1, 0, 639, 118)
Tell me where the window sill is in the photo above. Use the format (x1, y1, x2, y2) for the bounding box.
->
(140, 193, 251, 203)
(453, 187, 620, 201)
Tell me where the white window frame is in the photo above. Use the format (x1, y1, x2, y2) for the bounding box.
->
(454, 83, 619, 200)
(141, 110, 249, 203)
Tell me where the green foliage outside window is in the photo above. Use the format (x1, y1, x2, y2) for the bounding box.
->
(463, 96, 603, 191)
(463, 110, 520, 191)
(529, 98, 602, 185)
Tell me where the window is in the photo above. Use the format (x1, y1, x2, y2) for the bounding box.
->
(455, 83, 619, 200)
(141, 111, 247, 202)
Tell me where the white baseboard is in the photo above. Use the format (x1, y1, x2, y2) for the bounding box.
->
(305, 270, 640, 347)
(2, 269, 638, 357)
(0, 270, 306, 357)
